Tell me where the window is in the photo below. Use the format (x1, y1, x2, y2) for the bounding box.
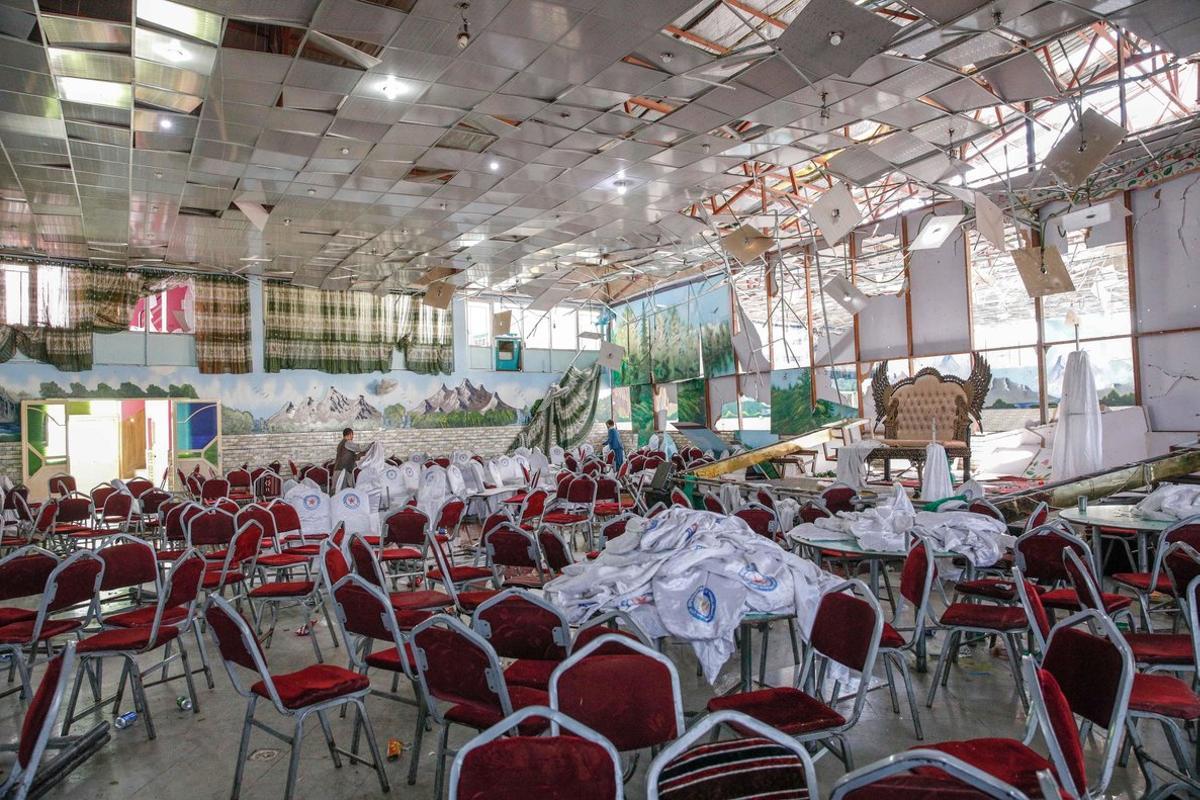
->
(1040, 231, 1130, 343)
(130, 284, 194, 333)
(551, 306, 577, 351)
(1, 263, 75, 328)
(771, 255, 810, 369)
(466, 299, 492, 347)
(520, 308, 552, 349)
(2, 264, 29, 325)
(969, 230, 1038, 350)
(809, 243, 854, 366)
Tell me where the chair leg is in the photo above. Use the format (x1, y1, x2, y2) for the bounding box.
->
(433, 722, 451, 800)
(926, 631, 956, 708)
(129, 657, 157, 740)
(231, 697, 257, 800)
(193, 623, 215, 689)
(758, 624, 770, 687)
(410, 705, 429, 786)
(1003, 633, 1028, 710)
(787, 618, 801, 667)
(894, 652, 923, 740)
(1160, 718, 1195, 778)
(315, 710, 343, 768)
(179, 639, 200, 714)
(882, 652, 900, 713)
(353, 699, 391, 794)
(62, 657, 88, 736)
(283, 715, 306, 800)
(320, 595, 340, 650)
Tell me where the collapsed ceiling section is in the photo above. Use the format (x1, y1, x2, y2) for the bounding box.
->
(0, 0, 1196, 300)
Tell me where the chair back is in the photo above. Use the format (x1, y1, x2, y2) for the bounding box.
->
(600, 515, 632, 543)
(330, 574, 412, 672)
(46, 550, 104, 615)
(148, 550, 206, 644)
(201, 478, 230, 503)
(1062, 548, 1106, 613)
(227, 469, 251, 490)
(472, 589, 569, 661)
(803, 580, 882, 730)
(566, 475, 597, 505)
(820, 483, 858, 514)
(1146, 516, 1200, 596)
(669, 487, 691, 509)
(701, 492, 725, 515)
(48, 474, 76, 496)
(97, 535, 158, 592)
(449, 706, 623, 800)
(385, 507, 430, 548)
(204, 596, 275, 701)
(484, 525, 543, 574)
(319, 538, 352, 593)
(10, 641, 76, 798)
(520, 489, 549, 524)
(830, 748, 1035, 799)
(549, 634, 684, 752)
(734, 503, 776, 540)
(0, 546, 58, 603)
(30, 499, 58, 538)
(1164, 541, 1200, 599)
(573, 611, 654, 654)
(100, 492, 134, 527)
(303, 465, 330, 491)
(267, 500, 301, 538)
(1014, 567, 1052, 653)
(409, 615, 511, 725)
(347, 532, 387, 589)
(435, 498, 466, 534)
(1037, 611, 1135, 797)
(754, 488, 775, 510)
(236, 504, 276, 544)
(647, 709, 817, 800)
(595, 477, 619, 503)
(1014, 523, 1089, 585)
(163, 502, 197, 545)
(967, 499, 1004, 521)
(57, 496, 93, 526)
(538, 529, 574, 573)
(126, 477, 154, 498)
(140, 489, 170, 516)
(187, 506, 236, 548)
(1025, 501, 1050, 532)
(798, 500, 832, 525)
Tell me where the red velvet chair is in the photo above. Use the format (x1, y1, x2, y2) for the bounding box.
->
(94, 534, 159, 622)
(408, 613, 551, 798)
(226, 468, 253, 502)
(1062, 548, 1137, 630)
(246, 533, 338, 662)
(483, 524, 548, 589)
(244, 504, 307, 574)
(96, 491, 134, 533)
(205, 595, 389, 800)
(346, 532, 455, 613)
(62, 549, 206, 740)
(1014, 523, 1135, 618)
(156, 501, 199, 562)
(0, 546, 58, 701)
(912, 534, 1032, 709)
(734, 502, 779, 541)
(51, 495, 95, 546)
(908, 611, 1134, 799)
(424, 528, 499, 613)
(48, 473, 76, 497)
(0, 641, 109, 800)
(707, 580, 880, 769)
(593, 476, 633, 519)
(327, 573, 431, 785)
(820, 483, 860, 514)
(448, 706, 622, 800)
(0, 550, 103, 701)
(379, 506, 431, 587)
(542, 475, 596, 547)
(548, 633, 684, 766)
(185, 505, 236, 563)
(537, 528, 575, 575)
(472, 589, 570, 691)
(647, 709, 818, 800)
(200, 478, 230, 505)
(700, 492, 726, 515)
(669, 487, 692, 509)
(1112, 516, 1200, 630)
(830, 748, 1050, 799)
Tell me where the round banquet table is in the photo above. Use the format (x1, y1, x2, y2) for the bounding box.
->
(1058, 504, 1171, 575)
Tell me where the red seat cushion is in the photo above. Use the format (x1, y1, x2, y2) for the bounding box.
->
(380, 547, 423, 562)
(585, 551, 600, 560)
(156, 549, 185, 562)
(106, 605, 188, 628)
(0, 618, 83, 644)
(248, 581, 314, 598)
(282, 545, 321, 557)
(954, 578, 1018, 601)
(542, 512, 586, 525)
(257, 553, 310, 569)
(1112, 572, 1173, 594)
(457, 590, 500, 612)
(444, 685, 550, 733)
(365, 642, 420, 672)
(919, 738, 1057, 797)
(251, 664, 370, 709)
(939, 603, 1027, 631)
(1124, 633, 1195, 665)
(77, 625, 180, 653)
(1130, 674, 1200, 720)
(55, 524, 92, 535)
(502, 493, 528, 505)
(429, 566, 493, 583)
(880, 621, 907, 650)
(1039, 588, 1133, 614)
(504, 658, 560, 690)
(388, 590, 454, 612)
(202, 570, 244, 589)
(593, 501, 633, 516)
(706, 687, 845, 735)
(0, 607, 35, 628)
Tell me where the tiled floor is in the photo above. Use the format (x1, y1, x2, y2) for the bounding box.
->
(0, 553, 1177, 799)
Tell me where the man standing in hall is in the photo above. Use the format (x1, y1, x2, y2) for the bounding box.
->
(335, 427, 365, 489)
(605, 419, 624, 469)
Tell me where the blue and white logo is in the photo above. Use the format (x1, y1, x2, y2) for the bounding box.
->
(738, 564, 778, 592)
(687, 587, 717, 622)
(342, 493, 360, 509)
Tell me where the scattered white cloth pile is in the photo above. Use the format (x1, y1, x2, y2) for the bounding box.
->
(544, 507, 839, 684)
(787, 482, 1010, 567)
(719, 483, 744, 512)
(835, 441, 879, 491)
(1135, 484, 1200, 521)
(776, 498, 799, 532)
(922, 443, 954, 502)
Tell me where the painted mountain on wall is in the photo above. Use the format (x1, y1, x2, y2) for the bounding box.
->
(409, 379, 518, 429)
(266, 387, 384, 432)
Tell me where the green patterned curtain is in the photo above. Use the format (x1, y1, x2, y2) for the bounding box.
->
(265, 284, 412, 373)
(0, 264, 96, 370)
(510, 363, 602, 451)
(194, 275, 252, 374)
(401, 302, 453, 375)
(89, 269, 145, 332)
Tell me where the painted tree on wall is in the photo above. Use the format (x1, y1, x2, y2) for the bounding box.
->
(650, 302, 701, 383)
(770, 368, 857, 435)
(630, 383, 655, 445)
(676, 378, 707, 425)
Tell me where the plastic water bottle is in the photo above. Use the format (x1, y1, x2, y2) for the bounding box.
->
(177, 696, 192, 711)
(114, 711, 138, 729)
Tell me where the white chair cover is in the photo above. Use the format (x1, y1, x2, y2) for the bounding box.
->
(284, 483, 332, 536)
(485, 460, 504, 489)
(495, 455, 521, 486)
(417, 465, 449, 517)
(528, 448, 551, 476)
(451, 451, 472, 468)
(922, 442, 955, 502)
(380, 464, 405, 508)
(549, 446, 565, 466)
(1050, 349, 1103, 481)
(400, 462, 421, 494)
(578, 443, 594, 458)
(446, 465, 467, 497)
(330, 488, 377, 536)
(647, 433, 660, 452)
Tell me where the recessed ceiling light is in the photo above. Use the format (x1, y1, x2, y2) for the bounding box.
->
(339, 146, 350, 155)
(307, 188, 316, 195)
(828, 30, 844, 46)
(488, 160, 500, 171)
(379, 78, 407, 99)
(615, 180, 628, 196)
(160, 118, 173, 130)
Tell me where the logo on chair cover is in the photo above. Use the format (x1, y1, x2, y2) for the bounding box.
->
(384, 468, 399, 481)
(342, 493, 360, 509)
(687, 586, 717, 622)
(738, 564, 778, 592)
(302, 494, 321, 510)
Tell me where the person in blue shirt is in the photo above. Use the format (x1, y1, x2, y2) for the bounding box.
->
(605, 419, 624, 468)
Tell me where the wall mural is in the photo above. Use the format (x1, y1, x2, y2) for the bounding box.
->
(770, 367, 858, 435)
(0, 361, 559, 442)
